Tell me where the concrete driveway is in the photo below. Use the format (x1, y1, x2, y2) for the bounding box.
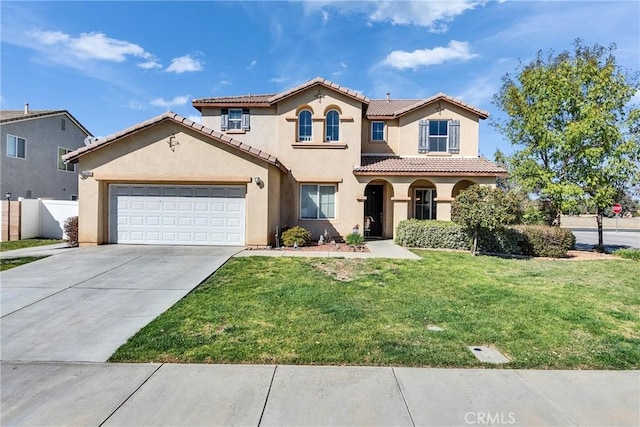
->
(0, 245, 241, 362)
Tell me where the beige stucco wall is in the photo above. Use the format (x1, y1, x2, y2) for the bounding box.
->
(360, 101, 481, 156)
(201, 106, 278, 155)
(76, 121, 280, 246)
(271, 88, 366, 239)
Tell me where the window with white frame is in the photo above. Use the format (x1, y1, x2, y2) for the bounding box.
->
(418, 119, 460, 153)
(414, 188, 437, 220)
(325, 110, 340, 141)
(228, 109, 242, 130)
(298, 110, 312, 141)
(58, 147, 75, 172)
(7, 135, 26, 159)
(371, 121, 385, 141)
(300, 184, 336, 219)
(221, 108, 250, 131)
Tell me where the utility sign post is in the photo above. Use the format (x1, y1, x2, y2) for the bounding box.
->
(612, 203, 622, 233)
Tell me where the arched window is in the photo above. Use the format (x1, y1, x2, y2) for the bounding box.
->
(298, 110, 312, 141)
(325, 110, 339, 142)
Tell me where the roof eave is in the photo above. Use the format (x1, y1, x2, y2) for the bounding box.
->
(353, 171, 507, 177)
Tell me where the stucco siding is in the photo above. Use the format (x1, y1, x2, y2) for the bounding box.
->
(1, 114, 88, 200)
(396, 101, 480, 157)
(76, 121, 276, 245)
(200, 106, 278, 154)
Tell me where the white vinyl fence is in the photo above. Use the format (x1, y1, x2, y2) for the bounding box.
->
(19, 198, 78, 239)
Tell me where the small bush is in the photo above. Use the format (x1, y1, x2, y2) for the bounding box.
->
(515, 225, 575, 258)
(395, 219, 470, 250)
(613, 248, 640, 261)
(281, 226, 311, 247)
(345, 232, 364, 246)
(63, 216, 79, 247)
(477, 227, 524, 255)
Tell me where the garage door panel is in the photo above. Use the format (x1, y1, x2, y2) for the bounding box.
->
(110, 185, 245, 246)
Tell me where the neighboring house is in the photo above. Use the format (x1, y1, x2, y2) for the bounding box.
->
(1, 106, 92, 200)
(64, 77, 505, 247)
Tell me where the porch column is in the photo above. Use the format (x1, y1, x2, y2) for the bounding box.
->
(434, 182, 455, 221)
(390, 182, 411, 239)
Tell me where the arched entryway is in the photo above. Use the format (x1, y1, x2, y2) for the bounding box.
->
(409, 179, 437, 220)
(364, 180, 394, 238)
(452, 179, 476, 198)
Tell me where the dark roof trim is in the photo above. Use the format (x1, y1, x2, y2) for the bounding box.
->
(0, 110, 93, 136)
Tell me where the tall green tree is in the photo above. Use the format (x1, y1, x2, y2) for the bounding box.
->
(493, 40, 640, 250)
(451, 185, 521, 255)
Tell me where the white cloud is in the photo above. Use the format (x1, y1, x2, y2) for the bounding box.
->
(187, 115, 202, 124)
(304, 1, 484, 32)
(369, 1, 483, 32)
(382, 40, 478, 70)
(332, 62, 348, 76)
(125, 100, 146, 111)
(270, 76, 289, 84)
(246, 59, 257, 70)
(28, 30, 155, 62)
(150, 95, 190, 109)
(165, 54, 204, 73)
(138, 60, 162, 70)
(630, 89, 640, 105)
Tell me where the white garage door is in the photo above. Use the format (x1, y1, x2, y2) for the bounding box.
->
(109, 185, 245, 246)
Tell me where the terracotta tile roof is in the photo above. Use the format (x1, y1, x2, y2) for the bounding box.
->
(354, 155, 506, 176)
(0, 109, 92, 135)
(365, 100, 423, 117)
(268, 77, 370, 104)
(192, 94, 274, 108)
(366, 93, 489, 119)
(63, 112, 288, 174)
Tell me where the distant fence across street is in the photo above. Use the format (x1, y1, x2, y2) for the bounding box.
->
(1, 199, 78, 241)
(560, 215, 640, 230)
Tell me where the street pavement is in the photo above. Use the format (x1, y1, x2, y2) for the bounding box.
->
(568, 227, 640, 250)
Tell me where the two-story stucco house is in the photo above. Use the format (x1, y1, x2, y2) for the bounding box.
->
(64, 77, 505, 247)
(1, 106, 92, 200)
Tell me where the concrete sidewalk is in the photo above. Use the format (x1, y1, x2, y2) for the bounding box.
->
(0, 242, 80, 259)
(2, 362, 638, 426)
(236, 239, 421, 260)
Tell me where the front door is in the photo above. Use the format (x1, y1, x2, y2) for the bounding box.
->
(364, 185, 383, 237)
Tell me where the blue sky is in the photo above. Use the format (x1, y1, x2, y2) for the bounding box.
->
(2, 1, 639, 158)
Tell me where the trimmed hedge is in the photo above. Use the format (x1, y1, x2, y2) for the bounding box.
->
(395, 220, 575, 258)
(515, 225, 575, 258)
(395, 220, 469, 250)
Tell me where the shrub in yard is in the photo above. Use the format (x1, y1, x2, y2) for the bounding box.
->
(395, 219, 470, 250)
(477, 227, 524, 255)
(281, 226, 311, 247)
(613, 248, 640, 261)
(63, 216, 79, 247)
(345, 232, 364, 247)
(515, 225, 575, 258)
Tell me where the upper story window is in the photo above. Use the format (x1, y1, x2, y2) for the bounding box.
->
(58, 147, 75, 172)
(7, 134, 26, 159)
(325, 110, 340, 142)
(221, 108, 250, 131)
(61, 118, 66, 131)
(298, 110, 312, 142)
(371, 121, 385, 141)
(418, 119, 460, 154)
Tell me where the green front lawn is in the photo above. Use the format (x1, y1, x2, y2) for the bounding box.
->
(111, 251, 639, 369)
(0, 238, 65, 252)
(1, 256, 47, 271)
